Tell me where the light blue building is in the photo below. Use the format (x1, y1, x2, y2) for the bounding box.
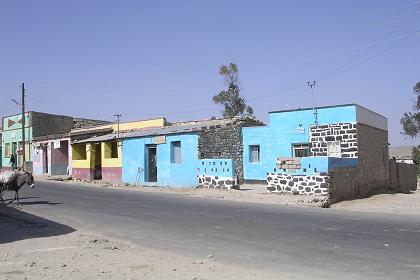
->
(242, 104, 388, 182)
(123, 133, 200, 187)
(120, 118, 253, 187)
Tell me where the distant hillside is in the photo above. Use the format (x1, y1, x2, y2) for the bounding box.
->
(389, 146, 415, 159)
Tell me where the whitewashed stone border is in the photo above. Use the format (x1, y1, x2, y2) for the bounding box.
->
(198, 175, 237, 190)
(267, 173, 330, 195)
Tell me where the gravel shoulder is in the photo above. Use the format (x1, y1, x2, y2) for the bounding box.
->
(332, 187, 420, 215)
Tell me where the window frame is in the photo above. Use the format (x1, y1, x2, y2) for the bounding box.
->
(170, 141, 182, 164)
(249, 145, 260, 163)
(4, 143, 11, 158)
(292, 143, 310, 158)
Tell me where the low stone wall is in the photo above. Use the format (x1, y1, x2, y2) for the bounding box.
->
(197, 175, 237, 190)
(389, 160, 418, 193)
(266, 173, 329, 195)
(328, 167, 358, 204)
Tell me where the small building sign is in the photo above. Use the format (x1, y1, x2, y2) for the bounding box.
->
(155, 136, 166, 145)
(294, 127, 305, 134)
(53, 140, 61, 149)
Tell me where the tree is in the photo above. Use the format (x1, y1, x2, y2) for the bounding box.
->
(213, 63, 254, 118)
(401, 81, 420, 175)
(401, 81, 420, 138)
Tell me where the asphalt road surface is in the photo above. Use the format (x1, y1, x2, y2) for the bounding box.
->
(5, 180, 420, 280)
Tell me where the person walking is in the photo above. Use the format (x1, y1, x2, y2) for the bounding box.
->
(9, 154, 16, 170)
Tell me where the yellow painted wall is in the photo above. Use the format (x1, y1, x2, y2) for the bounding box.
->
(72, 143, 95, 169)
(102, 141, 122, 168)
(112, 118, 165, 132)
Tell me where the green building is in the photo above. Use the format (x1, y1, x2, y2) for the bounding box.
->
(1, 112, 73, 170)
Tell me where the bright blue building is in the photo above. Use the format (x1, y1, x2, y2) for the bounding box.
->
(120, 118, 256, 188)
(123, 133, 200, 187)
(242, 104, 388, 181)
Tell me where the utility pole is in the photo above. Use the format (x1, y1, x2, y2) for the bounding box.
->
(21, 83, 26, 171)
(114, 114, 122, 140)
(307, 81, 318, 125)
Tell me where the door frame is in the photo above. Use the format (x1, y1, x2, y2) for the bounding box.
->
(146, 145, 157, 182)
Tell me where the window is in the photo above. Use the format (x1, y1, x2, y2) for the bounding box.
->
(4, 143, 11, 158)
(171, 141, 181, 164)
(104, 141, 118, 159)
(293, 143, 310, 157)
(249, 145, 260, 163)
(327, 142, 341, 157)
(73, 143, 87, 160)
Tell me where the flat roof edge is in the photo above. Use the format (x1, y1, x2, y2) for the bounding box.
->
(269, 104, 356, 114)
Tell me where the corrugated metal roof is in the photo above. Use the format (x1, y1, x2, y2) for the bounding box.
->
(73, 117, 244, 144)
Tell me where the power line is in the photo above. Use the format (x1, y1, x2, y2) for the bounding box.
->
(321, 25, 420, 81)
(114, 113, 122, 140)
(317, 5, 420, 82)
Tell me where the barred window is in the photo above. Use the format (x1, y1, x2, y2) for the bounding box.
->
(293, 143, 310, 157)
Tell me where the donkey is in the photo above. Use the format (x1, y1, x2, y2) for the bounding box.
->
(0, 171, 35, 205)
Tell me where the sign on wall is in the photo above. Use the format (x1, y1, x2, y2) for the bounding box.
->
(155, 136, 166, 145)
(53, 140, 61, 149)
(294, 127, 305, 134)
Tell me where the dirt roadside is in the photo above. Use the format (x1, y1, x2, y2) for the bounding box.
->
(0, 205, 287, 280)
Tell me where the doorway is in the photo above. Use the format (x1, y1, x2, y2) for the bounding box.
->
(147, 145, 157, 182)
(43, 145, 48, 173)
(94, 143, 102, 180)
(12, 142, 17, 168)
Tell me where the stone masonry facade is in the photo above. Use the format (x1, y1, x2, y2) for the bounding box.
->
(267, 123, 394, 203)
(198, 117, 263, 182)
(267, 173, 330, 195)
(356, 123, 389, 196)
(310, 123, 358, 158)
(198, 175, 237, 190)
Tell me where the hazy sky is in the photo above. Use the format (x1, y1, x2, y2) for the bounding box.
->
(1, 0, 419, 146)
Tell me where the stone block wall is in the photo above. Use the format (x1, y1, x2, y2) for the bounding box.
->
(328, 167, 358, 203)
(356, 123, 389, 196)
(198, 175, 237, 190)
(267, 173, 329, 195)
(198, 118, 263, 182)
(310, 123, 358, 157)
(32, 112, 74, 138)
(389, 160, 417, 193)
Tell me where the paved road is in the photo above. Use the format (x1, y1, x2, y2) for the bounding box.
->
(7, 180, 420, 279)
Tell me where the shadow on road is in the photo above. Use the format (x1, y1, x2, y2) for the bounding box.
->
(17, 201, 62, 206)
(0, 204, 75, 244)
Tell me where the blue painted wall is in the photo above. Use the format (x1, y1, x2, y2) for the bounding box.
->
(273, 157, 358, 175)
(243, 105, 357, 180)
(198, 159, 235, 177)
(122, 133, 199, 187)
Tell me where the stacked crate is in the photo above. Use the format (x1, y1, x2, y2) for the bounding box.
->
(276, 157, 302, 173)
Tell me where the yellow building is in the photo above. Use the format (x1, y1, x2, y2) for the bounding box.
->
(71, 118, 165, 182)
